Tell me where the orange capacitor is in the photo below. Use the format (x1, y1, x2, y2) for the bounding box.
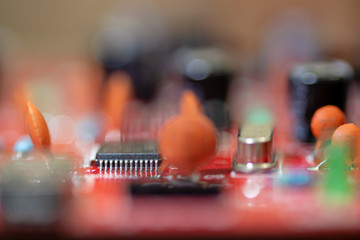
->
(180, 90, 203, 115)
(331, 123, 360, 166)
(25, 102, 51, 150)
(311, 105, 346, 140)
(103, 71, 133, 130)
(159, 91, 217, 172)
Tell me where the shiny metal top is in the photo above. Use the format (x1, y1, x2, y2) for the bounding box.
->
(234, 124, 275, 173)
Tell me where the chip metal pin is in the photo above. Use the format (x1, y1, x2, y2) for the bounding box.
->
(125, 160, 128, 172)
(115, 160, 118, 172)
(99, 160, 103, 173)
(109, 160, 113, 173)
(106, 160, 110, 173)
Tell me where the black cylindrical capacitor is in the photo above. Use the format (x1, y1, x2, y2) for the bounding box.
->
(93, 16, 170, 102)
(174, 47, 233, 129)
(289, 60, 354, 142)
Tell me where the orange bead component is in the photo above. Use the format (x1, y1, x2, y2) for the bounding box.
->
(332, 123, 360, 166)
(180, 90, 202, 115)
(25, 102, 51, 150)
(310, 105, 345, 139)
(332, 123, 360, 147)
(103, 71, 133, 130)
(159, 90, 217, 172)
(159, 115, 217, 172)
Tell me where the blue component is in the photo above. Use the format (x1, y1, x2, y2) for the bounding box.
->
(288, 171, 311, 187)
(277, 171, 313, 187)
(13, 136, 34, 153)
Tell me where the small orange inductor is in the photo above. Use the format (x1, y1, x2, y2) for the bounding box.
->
(331, 123, 360, 166)
(25, 101, 51, 150)
(159, 90, 217, 173)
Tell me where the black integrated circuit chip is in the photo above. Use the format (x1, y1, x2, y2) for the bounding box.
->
(95, 142, 161, 173)
(129, 181, 220, 196)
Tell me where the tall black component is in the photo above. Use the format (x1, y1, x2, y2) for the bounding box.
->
(289, 60, 354, 142)
(175, 47, 233, 129)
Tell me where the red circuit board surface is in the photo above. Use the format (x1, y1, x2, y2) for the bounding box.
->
(0, 60, 359, 239)
(59, 142, 360, 238)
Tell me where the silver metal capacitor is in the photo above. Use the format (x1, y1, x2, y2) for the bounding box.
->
(233, 124, 276, 173)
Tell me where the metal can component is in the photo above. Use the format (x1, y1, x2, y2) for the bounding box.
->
(233, 124, 275, 173)
(289, 60, 354, 142)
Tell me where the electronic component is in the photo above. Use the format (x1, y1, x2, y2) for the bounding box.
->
(233, 124, 275, 173)
(94, 12, 169, 101)
(130, 181, 220, 196)
(276, 170, 314, 187)
(175, 47, 233, 129)
(13, 136, 33, 154)
(25, 102, 51, 150)
(331, 123, 360, 168)
(289, 60, 353, 142)
(0, 157, 71, 226)
(310, 105, 345, 164)
(95, 141, 161, 173)
(102, 71, 133, 130)
(159, 90, 217, 172)
(311, 105, 346, 140)
(180, 90, 202, 115)
(323, 145, 352, 203)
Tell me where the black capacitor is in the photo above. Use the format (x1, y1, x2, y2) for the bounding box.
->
(93, 19, 170, 102)
(174, 47, 233, 129)
(289, 60, 354, 142)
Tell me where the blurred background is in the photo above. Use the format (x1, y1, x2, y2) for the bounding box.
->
(0, 0, 360, 235)
(1, 0, 360, 147)
(0, 0, 359, 60)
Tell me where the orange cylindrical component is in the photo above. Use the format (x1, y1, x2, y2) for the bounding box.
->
(25, 101, 51, 150)
(311, 105, 345, 139)
(332, 123, 360, 166)
(159, 90, 217, 172)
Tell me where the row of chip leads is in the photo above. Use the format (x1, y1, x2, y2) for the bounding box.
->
(97, 159, 160, 175)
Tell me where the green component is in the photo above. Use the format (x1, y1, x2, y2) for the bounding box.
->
(324, 145, 351, 200)
(245, 107, 274, 125)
